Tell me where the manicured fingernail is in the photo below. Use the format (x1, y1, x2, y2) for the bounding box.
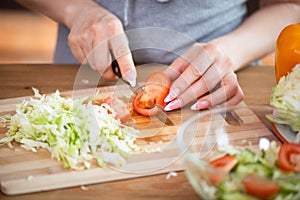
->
(164, 99, 182, 111)
(190, 100, 209, 110)
(128, 79, 136, 87)
(125, 70, 137, 87)
(164, 88, 180, 102)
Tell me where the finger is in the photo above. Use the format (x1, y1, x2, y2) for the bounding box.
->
(223, 89, 244, 106)
(74, 19, 115, 79)
(164, 58, 216, 106)
(167, 44, 235, 106)
(88, 36, 115, 79)
(222, 76, 244, 106)
(68, 35, 87, 63)
(164, 74, 211, 111)
(110, 32, 136, 87)
(106, 17, 136, 86)
(190, 72, 244, 110)
(102, 63, 118, 80)
(164, 54, 191, 82)
(164, 44, 213, 102)
(164, 43, 205, 81)
(164, 76, 211, 111)
(164, 63, 231, 111)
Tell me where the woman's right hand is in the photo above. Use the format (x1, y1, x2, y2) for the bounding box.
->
(65, 1, 136, 86)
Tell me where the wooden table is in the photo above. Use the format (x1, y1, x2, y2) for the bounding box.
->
(0, 64, 276, 200)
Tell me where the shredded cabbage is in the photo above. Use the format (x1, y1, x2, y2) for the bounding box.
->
(269, 64, 300, 142)
(0, 88, 141, 170)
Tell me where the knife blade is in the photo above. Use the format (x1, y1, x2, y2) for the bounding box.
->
(220, 110, 244, 126)
(112, 60, 175, 126)
(155, 107, 175, 126)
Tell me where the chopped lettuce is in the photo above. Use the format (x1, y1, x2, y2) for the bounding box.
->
(269, 64, 300, 142)
(0, 89, 141, 170)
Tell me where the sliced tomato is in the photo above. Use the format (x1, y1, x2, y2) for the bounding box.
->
(103, 95, 113, 107)
(209, 155, 238, 172)
(208, 155, 238, 184)
(144, 71, 171, 89)
(278, 143, 300, 172)
(132, 92, 160, 116)
(103, 95, 130, 123)
(133, 72, 171, 116)
(242, 174, 280, 199)
(206, 170, 227, 185)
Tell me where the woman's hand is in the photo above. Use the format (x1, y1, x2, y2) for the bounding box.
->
(66, 1, 136, 86)
(163, 43, 244, 111)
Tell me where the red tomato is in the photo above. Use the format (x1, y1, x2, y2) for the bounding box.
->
(206, 170, 226, 185)
(133, 72, 171, 116)
(242, 174, 280, 199)
(145, 71, 171, 88)
(278, 143, 300, 172)
(103, 95, 113, 107)
(103, 95, 130, 123)
(208, 155, 238, 184)
(132, 92, 160, 116)
(209, 155, 238, 173)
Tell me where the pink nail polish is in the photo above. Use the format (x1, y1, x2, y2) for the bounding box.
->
(190, 100, 209, 110)
(125, 70, 137, 87)
(164, 88, 180, 102)
(164, 99, 181, 111)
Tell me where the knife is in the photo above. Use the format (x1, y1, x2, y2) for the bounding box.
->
(112, 60, 174, 126)
(155, 106, 175, 126)
(220, 110, 244, 126)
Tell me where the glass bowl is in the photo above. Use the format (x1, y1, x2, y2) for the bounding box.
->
(176, 105, 299, 200)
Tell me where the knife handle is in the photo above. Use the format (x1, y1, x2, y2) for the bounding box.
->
(112, 60, 122, 79)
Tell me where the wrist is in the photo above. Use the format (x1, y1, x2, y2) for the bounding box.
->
(63, 0, 88, 28)
(63, 0, 105, 28)
(210, 36, 240, 71)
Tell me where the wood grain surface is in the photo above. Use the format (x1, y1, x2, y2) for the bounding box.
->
(0, 64, 278, 199)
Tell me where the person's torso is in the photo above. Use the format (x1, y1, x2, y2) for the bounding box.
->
(55, 0, 247, 64)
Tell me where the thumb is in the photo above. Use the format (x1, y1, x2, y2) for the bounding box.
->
(110, 33, 136, 87)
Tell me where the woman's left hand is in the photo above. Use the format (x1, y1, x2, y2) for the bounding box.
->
(163, 43, 244, 111)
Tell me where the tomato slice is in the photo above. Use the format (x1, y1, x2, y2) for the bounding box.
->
(278, 143, 300, 172)
(144, 71, 171, 89)
(208, 155, 238, 184)
(209, 155, 238, 173)
(103, 95, 131, 123)
(103, 95, 113, 107)
(132, 92, 160, 116)
(133, 72, 171, 116)
(242, 174, 280, 199)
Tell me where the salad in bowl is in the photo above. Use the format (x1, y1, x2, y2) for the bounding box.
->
(177, 105, 300, 200)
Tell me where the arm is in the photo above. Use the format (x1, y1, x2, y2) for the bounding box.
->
(16, 0, 107, 28)
(164, 0, 300, 111)
(16, 0, 137, 86)
(212, 0, 300, 71)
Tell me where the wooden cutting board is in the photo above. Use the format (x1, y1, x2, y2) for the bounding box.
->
(0, 86, 277, 195)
